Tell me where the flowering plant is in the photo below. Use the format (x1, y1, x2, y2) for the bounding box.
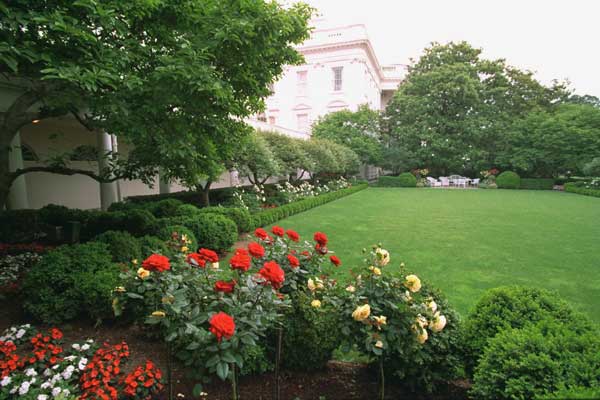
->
(231, 184, 267, 211)
(0, 253, 42, 294)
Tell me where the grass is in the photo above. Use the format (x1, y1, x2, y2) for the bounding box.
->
(269, 188, 600, 321)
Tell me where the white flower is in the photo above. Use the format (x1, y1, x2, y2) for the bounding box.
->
(38, 395, 48, 400)
(41, 381, 51, 389)
(71, 344, 81, 351)
(0, 376, 11, 387)
(25, 368, 37, 376)
(52, 387, 62, 396)
(64, 355, 76, 361)
(16, 329, 26, 339)
(81, 343, 90, 351)
(63, 389, 70, 396)
(19, 381, 30, 395)
(78, 357, 88, 370)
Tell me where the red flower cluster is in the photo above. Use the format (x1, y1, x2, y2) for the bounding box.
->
(141, 254, 170, 272)
(0, 341, 20, 378)
(315, 243, 328, 255)
(199, 248, 219, 263)
(271, 225, 285, 237)
(0, 242, 53, 255)
(248, 242, 265, 258)
(287, 254, 300, 268)
(286, 229, 300, 242)
(229, 248, 251, 272)
(186, 252, 206, 267)
(313, 232, 328, 246)
(254, 228, 269, 240)
(186, 248, 219, 268)
(329, 255, 341, 266)
(80, 342, 130, 400)
(123, 360, 164, 398)
(209, 312, 235, 342)
(259, 261, 285, 289)
(214, 280, 236, 293)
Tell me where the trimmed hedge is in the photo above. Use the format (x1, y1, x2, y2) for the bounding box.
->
(198, 206, 254, 233)
(520, 178, 554, 190)
(252, 184, 368, 227)
(157, 225, 197, 250)
(83, 209, 157, 239)
(166, 214, 237, 253)
(92, 230, 142, 263)
(0, 210, 40, 243)
(376, 173, 417, 187)
(496, 171, 521, 189)
(565, 182, 600, 198)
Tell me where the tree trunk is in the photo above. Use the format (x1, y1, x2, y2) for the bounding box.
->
(0, 136, 15, 210)
(199, 181, 212, 207)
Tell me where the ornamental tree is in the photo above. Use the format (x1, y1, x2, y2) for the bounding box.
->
(261, 131, 309, 182)
(231, 130, 281, 185)
(0, 0, 312, 209)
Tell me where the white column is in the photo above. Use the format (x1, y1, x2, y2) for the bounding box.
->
(159, 169, 171, 194)
(7, 132, 29, 209)
(110, 134, 122, 202)
(97, 130, 117, 210)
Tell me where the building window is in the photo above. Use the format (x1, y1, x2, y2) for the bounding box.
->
(257, 113, 267, 122)
(297, 70, 307, 96)
(297, 113, 309, 132)
(332, 66, 343, 91)
(268, 116, 276, 125)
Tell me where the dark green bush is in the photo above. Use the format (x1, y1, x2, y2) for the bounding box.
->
(239, 344, 274, 377)
(199, 206, 254, 233)
(22, 242, 119, 323)
(276, 291, 340, 371)
(37, 204, 90, 226)
(0, 209, 40, 243)
(377, 173, 417, 187)
(138, 235, 169, 257)
(174, 204, 202, 218)
(538, 385, 600, 399)
(157, 224, 197, 250)
(126, 186, 236, 207)
(462, 286, 592, 376)
(92, 230, 141, 263)
(145, 198, 184, 218)
(84, 208, 157, 239)
(520, 178, 554, 190)
(184, 213, 237, 253)
(583, 157, 600, 177)
(471, 319, 600, 400)
(384, 285, 463, 392)
(496, 171, 521, 189)
(565, 181, 600, 198)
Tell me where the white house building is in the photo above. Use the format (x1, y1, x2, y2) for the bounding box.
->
(2, 20, 403, 210)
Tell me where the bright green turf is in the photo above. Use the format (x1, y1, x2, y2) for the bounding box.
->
(270, 188, 600, 321)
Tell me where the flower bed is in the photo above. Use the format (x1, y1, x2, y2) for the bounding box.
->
(565, 180, 600, 198)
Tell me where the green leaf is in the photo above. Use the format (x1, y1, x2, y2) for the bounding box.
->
(216, 362, 229, 381)
(192, 383, 204, 397)
(220, 351, 236, 363)
(206, 354, 220, 367)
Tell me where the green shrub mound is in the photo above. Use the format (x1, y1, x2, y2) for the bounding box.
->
(145, 198, 185, 218)
(538, 385, 600, 399)
(520, 178, 554, 190)
(462, 286, 592, 376)
(170, 214, 237, 252)
(496, 171, 521, 189)
(138, 235, 169, 257)
(377, 173, 417, 187)
(84, 208, 157, 239)
(239, 344, 274, 377)
(471, 320, 600, 400)
(0, 209, 40, 243)
(384, 285, 463, 392)
(275, 291, 340, 371)
(174, 204, 202, 218)
(92, 230, 141, 263)
(199, 206, 254, 233)
(157, 224, 197, 250)
(22, 242, 119, 324)
(565, 181, 600, 198)
(38, 204, 89, 226)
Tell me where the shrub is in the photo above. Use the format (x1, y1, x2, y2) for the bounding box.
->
(0, 209, 40, 243)
(583, 157, 600, 177)
(157, 225, 197, 250)
(239, 344, 274, 377)
(377, 173, 417, 187)
(539, 385, 600, 399)
(471, 320, 600, 400)
(520, 178, 554, 190)
(199, 206, 254, 233)
(22, 242, 119, 323)
(84, 208, 157, 239)
(384, 284, 463, 392)
(37, 204, 90, 226)
(496, 171, 521, 189)
(276, 291, 340, 371)
(92, 230, 142, 263)
(565, 181, 600, 198)
(185, 213, 238, 253)
(462, 286, 592, 375)
(174, 204, 202, 218)
(138, 235, 169, 257)
(145, 198, 184, 218)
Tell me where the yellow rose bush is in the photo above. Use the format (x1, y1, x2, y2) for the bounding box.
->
(332, 244, 463, 395)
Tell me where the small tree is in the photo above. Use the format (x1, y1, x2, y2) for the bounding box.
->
(261, 131, 308, 182)
(233, 131, 281, 185)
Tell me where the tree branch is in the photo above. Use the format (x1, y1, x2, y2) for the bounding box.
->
(70, 109, 95, 132)
(9, 165, 126, 184)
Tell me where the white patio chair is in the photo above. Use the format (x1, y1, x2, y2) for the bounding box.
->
(456, 178, 467, 188)
(439, 177, 450, 187)
(471, 178, 480, 187)
(426, 177, 441, 187)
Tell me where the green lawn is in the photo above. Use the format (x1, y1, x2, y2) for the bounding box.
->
(270, 188, 600, 321)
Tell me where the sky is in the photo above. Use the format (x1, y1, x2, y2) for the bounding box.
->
(302, 0, 600, 97)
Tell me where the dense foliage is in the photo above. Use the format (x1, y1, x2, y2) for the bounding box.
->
(495, 171, 521, 189)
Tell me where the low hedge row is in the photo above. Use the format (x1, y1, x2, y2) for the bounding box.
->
(564, 182, 600, 198)
(376, 173, 417, 187)
(252, 184, 368, 227)
(519, 178, 554, 190)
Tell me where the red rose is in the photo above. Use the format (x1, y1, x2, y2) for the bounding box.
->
(141, 254, 170, 272)
(198, 248, 219, 263)
(230, 248, 251, 272)
(313, 232, 328, 246)
(186, 253, 206, 268)
(287, 254, 300, 268)
(271, 226, 285, 237)
(214, 280, 236, 293)
(50, 328, 63, 340)
(248, 242, 265, 258)
(329, 255, 341, 266)
(315, 243, 328, 255)
(286, 229, 300, 242)
(209, 312, 235, 342)
(259, 261, 285, 289)
(255, 228, 269, 240)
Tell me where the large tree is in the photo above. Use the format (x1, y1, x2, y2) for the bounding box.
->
(0, 0, 312, 208)
(383, 41, 569, 176)
(312, 104, 382, 166)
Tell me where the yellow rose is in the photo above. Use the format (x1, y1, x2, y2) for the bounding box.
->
(113, 286, 126, 293)
(346, 285, 356, 293)
(352, 304, 371, 321)
(211, 262, 219, 270)
(181, 246, 189, 253)
(132, 259, 138, 265)
(151, 311, 166, 318)
(404, 290, 413, 302)
(417, 329, 428, 344)
(416, 314, 428, 329)
(162, 295, 175, 304)
(373, 315, 387, 329)
(431, 312, 447, 332)
(427, 299, 437, 313)
(375, 248, 390, 266)
(315, 277, 324, 290)
(400, 262, 405, 268)
(311, 299, 322, 308)
(368, 266, 381, 276)
(375, 340, 384, 349)
(307, 278, 316, 292)
(137, 267, 150, 279)
(404, 274, 421, 292)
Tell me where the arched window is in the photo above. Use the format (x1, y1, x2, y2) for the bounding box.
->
(20, 144, 38, 161)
